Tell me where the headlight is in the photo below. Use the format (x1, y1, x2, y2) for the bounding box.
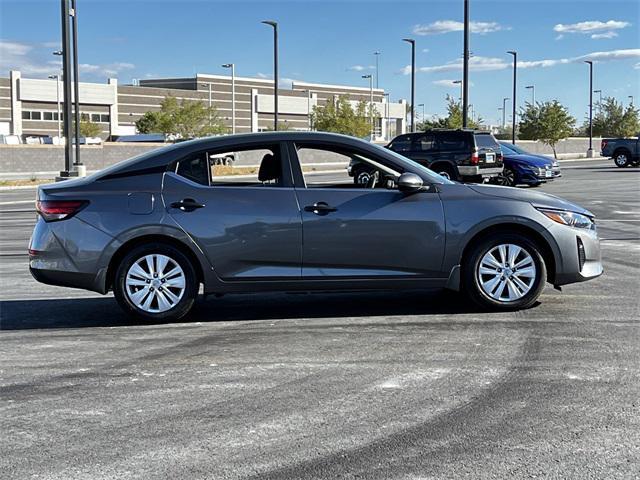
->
(537, 208, 595, 230)
(552, 161, 559, 168)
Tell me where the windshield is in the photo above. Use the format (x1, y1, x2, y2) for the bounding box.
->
(369, 142, 454, 184)
(500, 142, 529, 155)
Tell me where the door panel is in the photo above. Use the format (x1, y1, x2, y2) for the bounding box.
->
(295, 188, 445, 278)
(163, 172, 302, 280)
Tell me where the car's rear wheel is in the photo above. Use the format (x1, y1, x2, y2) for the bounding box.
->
(463, 234, 546, 310)
(613, 151, 630, 168)
(114, 243, 198, 321)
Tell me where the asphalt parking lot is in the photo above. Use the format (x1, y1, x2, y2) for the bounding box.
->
(1, 158, 639, 479)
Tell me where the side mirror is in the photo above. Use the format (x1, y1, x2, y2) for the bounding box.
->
(397, 172, 424, 193)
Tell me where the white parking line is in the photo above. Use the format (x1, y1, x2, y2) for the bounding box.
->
(0, 200, 34, 206)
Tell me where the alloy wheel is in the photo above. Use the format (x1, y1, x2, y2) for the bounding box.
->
(125, 254, 186, 313)
(477, 244, 537, 302)
(614, 154, 628, 167)
(356, 171, 372, 185)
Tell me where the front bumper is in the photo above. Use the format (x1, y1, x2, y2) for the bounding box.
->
(548, 222, 603, 286)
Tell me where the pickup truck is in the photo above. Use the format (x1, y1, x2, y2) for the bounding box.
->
(601, 135, 639, 167)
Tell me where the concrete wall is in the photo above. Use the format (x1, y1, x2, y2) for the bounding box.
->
(0, 137, 604, 177)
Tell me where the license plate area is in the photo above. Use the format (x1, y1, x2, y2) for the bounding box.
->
(484, 153, 495, 163)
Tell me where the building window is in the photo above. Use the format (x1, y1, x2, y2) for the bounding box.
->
(44, 112, 54, 121)
(91, 113, 101, 122)
(22, 111, 31, 120)
(100, 114, 110, 123)
(31, 111, 41, 120)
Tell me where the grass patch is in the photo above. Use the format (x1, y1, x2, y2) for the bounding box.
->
(0, 178, 54, 187)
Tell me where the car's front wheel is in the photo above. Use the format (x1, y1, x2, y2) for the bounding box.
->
(463, 234, 547, 310)
(114, 243, 198, 321)
(502, 166, 517, 186)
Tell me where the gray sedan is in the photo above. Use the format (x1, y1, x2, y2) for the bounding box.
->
(29, 132, 602, 321)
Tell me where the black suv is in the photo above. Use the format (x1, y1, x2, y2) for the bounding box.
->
(349, 129, 503, 184)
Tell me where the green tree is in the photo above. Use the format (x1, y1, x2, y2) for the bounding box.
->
(417, 96, 483, 130)
(311, 96, 375, 138)
(518, 100, 575, 158)
(588, 97, 640, 138)
(135, 111, 163, 134)
(79, 119, 102, 138)
(136, 95, 226, 139)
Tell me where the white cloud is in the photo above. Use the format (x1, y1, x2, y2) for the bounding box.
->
(422, 48, 430, 53)
(518, 48, 640, 69)
(554, 20, 630, 34)
(432, 79, 474, 88)
(0, 39, 134, 78)
(591, 31, 618, 39)
(347, 65, 375, 72)
(401, 56, 508, 75)
(413, 20, 507, 35)
(635, 62, 640, 70)
(555, 34, 565, 41)
(402, 49, 640, 75)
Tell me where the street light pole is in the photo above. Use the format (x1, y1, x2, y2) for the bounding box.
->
(585, 60, 593, 157)
(629, 95, 634, 105)
(48, 74, 62, 139)
(262, 20, 278, 131)
(507, 50, 517, 144)
(402, 38, 416, 132)
(70, 0, 82, 169)
(222, 63, 236, 134)
(373, 51, 381, 89)
(593, 89, 602, 114)
(418, 103, 425, 123)
(59, 0, 73, 178)
(384, 93, 390, 140)
(362, 74, 373, 138)
(525, 85, 535, 104)
(462, 0, 470, 128)
(502, 97, 509, 128)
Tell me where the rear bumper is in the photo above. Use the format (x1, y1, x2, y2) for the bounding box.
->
(29, 216, 112, 294)
(29, 267, 100, 292)
(458, 166, 503, 177)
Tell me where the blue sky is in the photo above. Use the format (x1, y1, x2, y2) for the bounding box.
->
(1, 0, 638, 125)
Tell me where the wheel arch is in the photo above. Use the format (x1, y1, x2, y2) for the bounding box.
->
(612, 147, 631, 158)
(429, 161, 459, 177)
(459, 222, 558, 285)
(105, 234, 206, 293)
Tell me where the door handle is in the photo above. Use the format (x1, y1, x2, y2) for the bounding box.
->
(170, 198, 205, 212)
(304, 202, 337, 216)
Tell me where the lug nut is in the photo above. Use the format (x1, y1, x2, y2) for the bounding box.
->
(150, 287, 154, 291)
(146, 279, 151, 284)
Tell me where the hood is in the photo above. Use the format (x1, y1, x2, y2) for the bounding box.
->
(503, 153, 553, 167)
(466, 183, 594, 217)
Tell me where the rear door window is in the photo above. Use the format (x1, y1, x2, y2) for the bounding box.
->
(389, 135, 412, 152)
(412, 133, 436, 152)
(437, 132, 470, 151)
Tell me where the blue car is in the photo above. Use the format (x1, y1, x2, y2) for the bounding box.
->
(499, 142, 562, 187)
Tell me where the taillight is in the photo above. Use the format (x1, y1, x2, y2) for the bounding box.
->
(36, 200, 88, 222)
(471, 151, 479, 165)
(601, 140, 607, 150)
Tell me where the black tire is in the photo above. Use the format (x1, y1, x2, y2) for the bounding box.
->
(502, 167, 517, 186)
(113, 243, 198, 321)
(613, 150, 630, 168)
(463, 233, 547, 311)
(434, 164, 458, 181)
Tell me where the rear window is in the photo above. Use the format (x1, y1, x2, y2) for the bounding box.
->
(474, 134, 499, 149)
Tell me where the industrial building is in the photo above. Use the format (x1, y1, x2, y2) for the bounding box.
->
(0, 71, 408, 142)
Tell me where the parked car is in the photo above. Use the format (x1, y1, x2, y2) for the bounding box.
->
(30, 132, 602, 321)
(368, 129, 504, 183)
(498, 141, 562, 187)
(600, 135, 639, 167)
